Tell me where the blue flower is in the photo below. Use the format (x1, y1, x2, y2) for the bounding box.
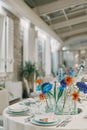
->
(60, 79, 66, 88)
(68, 68, 74, 76)
(76, 82, 87, 93)
(41, 82, 52, 94)
(36, 84, 41, 91)
(58, 86, 64, 91)
(57, 68, 64, 82)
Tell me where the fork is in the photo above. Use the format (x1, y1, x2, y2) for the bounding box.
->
(60, 120, 71, 127)
(25, 114, 34, 123)
(56, 116, 71, 127)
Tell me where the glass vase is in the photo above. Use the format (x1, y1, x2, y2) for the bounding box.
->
(54, 88, 78, 115)
(45, 95, 54, 113)
(70, 100, 78, 115)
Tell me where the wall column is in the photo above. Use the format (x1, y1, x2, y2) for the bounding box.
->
(78, 50, 81, 64)
(58, 50, 63, 67)
(45, 36, 51, 76)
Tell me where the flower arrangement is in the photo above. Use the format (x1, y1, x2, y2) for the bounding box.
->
(35, 61, 86, 114)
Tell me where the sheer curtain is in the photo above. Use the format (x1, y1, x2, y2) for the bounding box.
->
(0, 16, 14, 73)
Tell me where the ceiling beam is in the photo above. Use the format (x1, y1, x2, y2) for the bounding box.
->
(33, 0, 87, 15)
(50, 8, 87, 23)
(59, 28, 87, 38)
(52, 15, 87, 30)
(0, 0, 63, 44)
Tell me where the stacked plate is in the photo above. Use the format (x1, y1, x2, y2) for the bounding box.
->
(20, 98, 36, 106)
(31, 114, 59, 126)
(7, 105, 29, 115)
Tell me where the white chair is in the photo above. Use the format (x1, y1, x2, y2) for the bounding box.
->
(0, 126, 3, 130)
(0, 89, 9, 128)
(5, 81, 22, 102)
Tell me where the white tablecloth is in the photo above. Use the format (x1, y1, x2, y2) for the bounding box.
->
(3, 100, 87, 130)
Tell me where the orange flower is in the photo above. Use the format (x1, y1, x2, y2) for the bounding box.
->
(64, 76, 73, 86)
(35, 78, 43, 84)
(39, 93, 45, 100)
(71, 91, 79, 101)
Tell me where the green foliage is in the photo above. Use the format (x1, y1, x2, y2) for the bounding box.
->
(54, 82, 56, 101)
(19, 61, 37, 81)
(57, 89, 64, 102)
(23, 62, 35, 80)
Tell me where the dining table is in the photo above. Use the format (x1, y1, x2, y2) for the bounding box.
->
(3, 98, 87, 130)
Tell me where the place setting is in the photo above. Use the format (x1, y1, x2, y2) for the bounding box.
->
(6, 105, 30, 116)
(25, 113, 72, 128)
(30, 114, 60, 126)
(19, 98, 36, 106)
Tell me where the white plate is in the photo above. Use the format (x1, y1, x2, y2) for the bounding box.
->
(8, 105, 29, 113)
(34, 115, 58, 124)
(6, 109, 29, 115)
(31, 118, 59, 126)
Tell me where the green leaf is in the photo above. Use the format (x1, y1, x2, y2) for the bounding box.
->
(57, 89, 64, 102)
(54, 82, 56, 101)
(47, 91, 54, 98)
(18, 61, 37, 81)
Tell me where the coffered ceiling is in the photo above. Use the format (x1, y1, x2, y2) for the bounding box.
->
(24, 0, 87, 43)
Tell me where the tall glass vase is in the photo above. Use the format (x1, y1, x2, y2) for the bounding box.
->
(45, 94, 54, 113)
(54, 88, 78, 115)
(70, 100, 78, 115)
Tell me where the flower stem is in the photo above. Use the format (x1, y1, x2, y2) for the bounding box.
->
(46, 97, 49, 108)
(62, 88, 67, 112)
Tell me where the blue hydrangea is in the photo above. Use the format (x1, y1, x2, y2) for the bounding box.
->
(76, 82, 87, 93)
(41, 82, 52, 94)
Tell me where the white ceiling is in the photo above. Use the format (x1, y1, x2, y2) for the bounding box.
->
(1, 0, 87, 48)
(24, 0, 87, 47)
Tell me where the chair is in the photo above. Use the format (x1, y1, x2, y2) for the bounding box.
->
(23, 78, 38, 98)
(0, 126, 3, 130)
(5, 81, 22, 102)
(0, 89, 9, 128)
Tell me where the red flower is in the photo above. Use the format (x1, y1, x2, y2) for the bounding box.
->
(71, 91, 79, 101)
(64, 76, 73, 86)
(35, 78, 43, 84)
(39, 93, 45, 100)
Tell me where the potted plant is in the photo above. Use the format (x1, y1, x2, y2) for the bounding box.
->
(19, 61, 38, 95)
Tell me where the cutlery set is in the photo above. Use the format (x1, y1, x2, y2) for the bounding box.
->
(25, 115, 35, 122)
(56, 116, 71, 127)
(25, 115, 71, 127)
(56, 119, 71, 127)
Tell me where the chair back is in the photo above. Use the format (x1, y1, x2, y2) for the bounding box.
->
(0, 89, 9, 114)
